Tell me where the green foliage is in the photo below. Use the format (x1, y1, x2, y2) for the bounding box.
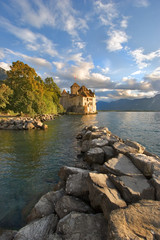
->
(0, 83, 13, 109)
(3, 60, 64, 115)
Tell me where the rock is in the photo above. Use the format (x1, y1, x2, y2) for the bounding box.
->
(65, 172, 89, 200)
(124, 139, 145, 153)
(113, 141, 140, 154)
(0, 230, 17, 240)
(25, 122, 35, 130)
(90, 138, 109, 148)
(109, 174, 155, 203)
(36, 120, 43, 128)
(42, 124, 48, 130)
(46, 233, 63, 240)
(27, 189, 64, 222)
(129, 153, 159, 177)
(56, 212, 108, 240)
(84, 147, 105, 165)
(55, 195, 93, 218)
(74, 161, 91, 170)
(81, 140, 90, 152)
(87, 173, 127, 219)
(82, 130, 92, 140)
(58, 166, 89, 181)
(101, 154, 144, 176)
(102, 146, 115, 161)
(108, 200, 160, 240)
(91, 131, 103, 139)
(53, 180, 66, 191)
(87, 125, 99, 132)
(151, 164, 160, 200)
(102, 134, 120, 145)
(14, 214, 58, 240)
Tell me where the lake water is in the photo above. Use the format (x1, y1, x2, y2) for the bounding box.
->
(0, 112, 160, 229)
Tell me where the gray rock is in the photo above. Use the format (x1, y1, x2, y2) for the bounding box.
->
(87, 173, 127, 219)
(25, 122, 35, 130)
(0, 230, 17, 240)
(87, 125, 99, 132)
(124, 139, 145, 153)
(90, 138, 109, 148)
(65, 172, 89, 199)
(81, 140, 90, 152)
(55, 195, 93, 218)
(84, 147, 104, 165)
(129, 153, 159, 177)
(46, 233, 63, 240)
(151, 164, 160, 200)
(90, 131, 103, 139)
(109, 174, 155, 203)
(14, 214, 58, 240)
(58, 166, 89, 181)
(113, 141, 140, 154)
(102, 146, 115, 161)
(56, 212, 108, 240)
(108, 200, 160, 240)
(27, 189, 64, 222)
(82, 130, 92, 140)
(101, 153, 143, 176)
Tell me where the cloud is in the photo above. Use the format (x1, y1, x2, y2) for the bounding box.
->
(133, 0, 150, 8)
(131, 70, 144, 75)
(0, 17, 58, 57)
(144, 67, 160, 91)
(5, 49, 52, 70)
(53, 61, 65, 70)
(12, 0, 88, 38)
(94, 0, 118, 26)
(130, 48, 160, 69)
(0, 62, 11, 71)
(106, 30, 128, 51)
(120, 16, 129, 28)
(0, 49, 5, 59)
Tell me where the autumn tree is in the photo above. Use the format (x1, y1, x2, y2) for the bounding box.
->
(0, 83, 13, 110)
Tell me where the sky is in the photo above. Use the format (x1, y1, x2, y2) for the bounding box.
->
(0, 0, 160, 102)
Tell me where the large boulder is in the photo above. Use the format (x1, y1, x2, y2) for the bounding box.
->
(27, 189, 64, 222)
(84, 147, 105, 165)
(14, 214, 58, 240)
(81, 140, 90, 152)
(109, 174, 155, 203)
(65, 172, 89, 200)
(90, 138, 109, 148)
(129, 153, 159, 177)
(108, 200, 160, 240)
(58, 166, 89, 181)
(102, 146, 115, 161)
(55, 195, 93, 218)
(101, 153, 146, 176)
(0, 230, 17, 240)
(56, 212, 108, 240)
(113, 141, 140, 154)
(25, 122, 35, 130)
(151, 164, 160, 200)
(124, 139, 145, 153)
(87, 173, 127, 219)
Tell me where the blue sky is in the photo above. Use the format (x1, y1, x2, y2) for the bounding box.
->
(0, 0, 160, 101)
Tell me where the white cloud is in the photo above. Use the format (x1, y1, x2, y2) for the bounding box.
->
(130, 48, 160, 69)
(12, 0, 88, 38)
(120, 16, 129, 28)
(145, 67, 160, 81)
(0, 62, 11, 71)
(0, 17, 58, 57)
(101, 67, 110, 74)
(108, 89, 155, 100)
(5, 49, 52, 70)
(133, 0, 150, 8)
(131, 70, 144, 75)
(53, 61, 65, 70)
(0, 49, 5, 59)
(107, 30, 128, 51)
(95, 0, 118, 26)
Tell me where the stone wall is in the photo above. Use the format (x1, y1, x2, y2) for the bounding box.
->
(1, 126, 160, 240)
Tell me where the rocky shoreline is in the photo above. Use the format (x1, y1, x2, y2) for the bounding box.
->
(0, 114, 57, 130)
(0, 125, 160, 239)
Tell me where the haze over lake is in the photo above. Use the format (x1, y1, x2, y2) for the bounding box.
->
(0, 112, 160, 229)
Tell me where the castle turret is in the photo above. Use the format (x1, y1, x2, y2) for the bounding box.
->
(70, 83, 80, 95)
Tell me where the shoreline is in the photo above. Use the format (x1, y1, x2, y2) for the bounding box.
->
(1, 125, 160, 239)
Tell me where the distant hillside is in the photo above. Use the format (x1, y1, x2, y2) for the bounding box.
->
(97, 94, 160, 111)
(0, 67, 7, 80)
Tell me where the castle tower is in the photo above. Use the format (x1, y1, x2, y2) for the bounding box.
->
(70, 83, 80, 95)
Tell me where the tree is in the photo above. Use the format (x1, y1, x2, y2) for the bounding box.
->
(0, 83, 13, 109)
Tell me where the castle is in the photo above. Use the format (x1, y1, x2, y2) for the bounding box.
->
(60, 83, 97, 114)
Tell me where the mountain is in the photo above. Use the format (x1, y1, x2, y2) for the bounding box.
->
(97, 94, 160, 111)
(0, 67, 7, 80)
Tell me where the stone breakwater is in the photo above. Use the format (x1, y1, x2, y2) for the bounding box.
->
(0, 114, 57, 130)
(1, 126, 160, 240)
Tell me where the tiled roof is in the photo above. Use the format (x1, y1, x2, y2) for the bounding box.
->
(70, 83, 80, 88)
